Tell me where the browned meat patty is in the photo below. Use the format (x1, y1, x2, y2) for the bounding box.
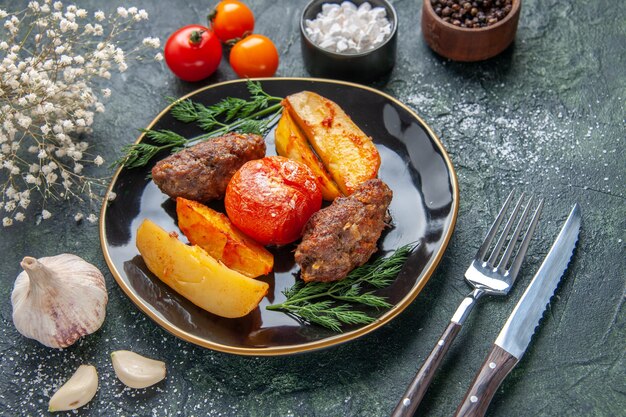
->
(151, 133, 265, 202)
(295, 178, 392, 283)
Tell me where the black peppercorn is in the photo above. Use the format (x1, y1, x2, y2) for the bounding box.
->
(430, 0, 513, 28)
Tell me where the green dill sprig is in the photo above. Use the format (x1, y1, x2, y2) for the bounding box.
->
(114, 129, 187, 169)
(267, 243, 415, 332)
(115, 80, 283, 169)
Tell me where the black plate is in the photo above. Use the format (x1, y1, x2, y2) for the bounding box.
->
(100, 78, 458, 355)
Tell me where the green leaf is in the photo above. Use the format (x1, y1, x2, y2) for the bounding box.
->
(266, 244, 416, 332)
(169, 98, 199, 123)
(142, 129, 187, 146)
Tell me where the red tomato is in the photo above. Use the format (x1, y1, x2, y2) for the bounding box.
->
(229, 34, 279, 78)
(209, 0, 255, 43)
(225, 156, 322, 246)
(164, 25, 222, 82)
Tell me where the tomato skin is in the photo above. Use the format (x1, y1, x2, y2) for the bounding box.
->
(225, 156, 322, 246)
(164, 25, 222, 82)
(229, 34, 279, 78)
(210, 0, 255, 43)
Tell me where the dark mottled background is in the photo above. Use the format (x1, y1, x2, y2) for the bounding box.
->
(1, 1, 624, 416)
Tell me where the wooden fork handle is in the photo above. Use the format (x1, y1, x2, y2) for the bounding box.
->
(390, 321, 461, 417)
(454, 344, 519, 417)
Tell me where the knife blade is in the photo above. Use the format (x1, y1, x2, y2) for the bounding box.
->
(454, 203, 581, 417)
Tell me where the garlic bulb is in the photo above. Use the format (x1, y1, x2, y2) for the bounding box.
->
(111, 350, 166, 388)
(11, 254, 108, 348)
(48, 364, 98, 412)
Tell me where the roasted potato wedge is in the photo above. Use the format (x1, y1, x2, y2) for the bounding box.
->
(136, 219, 269, 318)
(176, 197, 273, 278)
(274, 111, 342, 201)
(283, 91, 380, 195)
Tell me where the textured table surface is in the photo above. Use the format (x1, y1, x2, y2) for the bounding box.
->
(1, 0, 624, 416)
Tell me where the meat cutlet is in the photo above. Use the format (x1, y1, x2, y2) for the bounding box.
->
(295, 178, 392, 283)
(151, 133, 265, 202)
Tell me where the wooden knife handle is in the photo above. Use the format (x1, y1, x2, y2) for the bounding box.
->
(390, 321, 462, 417)
(454, 344, 519, 417)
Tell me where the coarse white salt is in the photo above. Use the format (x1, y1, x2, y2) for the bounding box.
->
(305, 1, 392, 54)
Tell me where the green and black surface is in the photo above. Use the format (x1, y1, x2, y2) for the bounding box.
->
(0, 0, 624, 416)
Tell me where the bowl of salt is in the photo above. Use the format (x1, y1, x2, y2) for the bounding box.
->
(300, 0, 397, 84)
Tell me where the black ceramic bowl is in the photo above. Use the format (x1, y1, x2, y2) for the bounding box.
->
(300, 0, 398, 83)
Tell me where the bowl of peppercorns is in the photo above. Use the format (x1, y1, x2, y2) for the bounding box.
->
(422, 0, 521, 62)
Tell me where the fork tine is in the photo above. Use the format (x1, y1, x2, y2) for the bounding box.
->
(486, 192, 526, 265)
(507, 198, 544, 279)
(476, 190, 516, 260)
(497, 195, 536, 271)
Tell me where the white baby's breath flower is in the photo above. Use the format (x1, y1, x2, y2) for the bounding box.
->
(1, 3, 159, 225)
(3, 217, 13, 227)
(74, 212, 83, 221)
(41, 209, 51, 219)
(142, 37, 160, 48)
(154, 52, 163, 61)
(87, 213, 97, 223)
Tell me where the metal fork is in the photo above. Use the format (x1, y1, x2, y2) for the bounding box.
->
(391, 190, 543, 417)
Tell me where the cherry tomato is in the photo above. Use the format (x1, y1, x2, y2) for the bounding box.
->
(164, 25, 222, 82)
(209, 0, 255, 43)
(225, 156, 322, 246)
(229, 34, 279, 78)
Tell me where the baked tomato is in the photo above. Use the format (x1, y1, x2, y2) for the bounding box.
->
(164, 25, 222, 82)
(225, 156, 322, 246)
(229, 34, 279, 78)
(209, 0, 255, 43)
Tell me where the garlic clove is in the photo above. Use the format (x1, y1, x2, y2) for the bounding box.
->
(111, 350, 166, 389)
(11, 254, 108, 348)
(48, 364, 98, 412)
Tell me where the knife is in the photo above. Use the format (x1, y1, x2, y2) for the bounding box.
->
(454, 203, 581, 417)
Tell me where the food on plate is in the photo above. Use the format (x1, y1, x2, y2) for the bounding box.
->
(225, 156, 322, 246)
(274, 110, 342, 201)
(151, 132, 265, 202)
(48, 365, 98, 412)
(176, 197, 273, 278)
(164, 24, 222, 82)
(229, 34, 279, 78)
(295, 179, 392, 283)
(111, 350, 166, 389)
(209, 0, 255, 43)
(136, 219, 269, 318)
(11, 254, 108, 349)
(282, 91, 380, 195)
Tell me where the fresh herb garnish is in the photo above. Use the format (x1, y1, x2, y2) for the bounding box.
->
(115, 80, 283, 169)
(266, 244, 415, 332)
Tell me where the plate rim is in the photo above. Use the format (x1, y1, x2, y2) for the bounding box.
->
(99, 77, 459, 356)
